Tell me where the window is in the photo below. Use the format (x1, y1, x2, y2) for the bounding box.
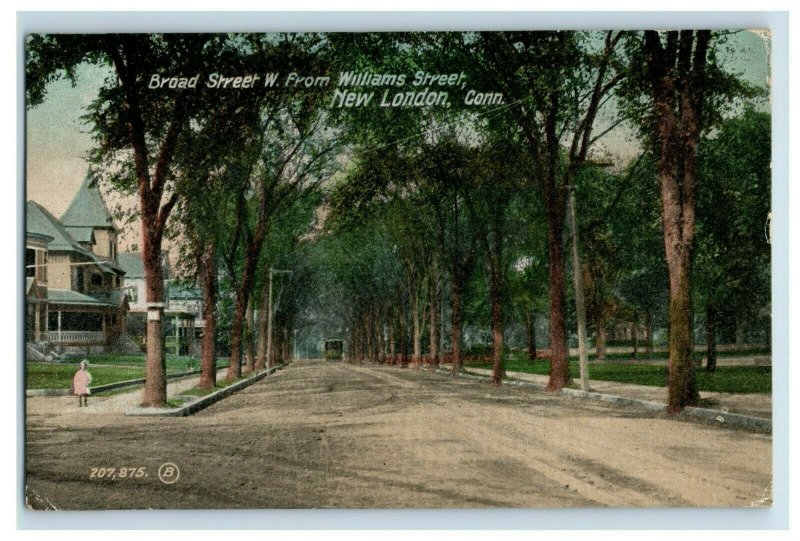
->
(75, 267, 85, 292)
(25, 248, 35, 278)
(91, 273, 103, 287)
(39, 251, 47, 283)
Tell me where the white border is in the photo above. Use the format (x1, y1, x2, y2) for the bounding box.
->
(6, 8, 794, 534)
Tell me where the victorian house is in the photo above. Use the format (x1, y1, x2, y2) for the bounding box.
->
(118, 251, 204, 357)
(26, 176, 129, 357)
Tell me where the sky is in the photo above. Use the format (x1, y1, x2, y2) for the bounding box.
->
(25, 30, 772, 253)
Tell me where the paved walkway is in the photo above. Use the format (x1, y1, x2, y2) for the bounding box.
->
(25, 368, 229, 416)
(451, 365, 771, 419)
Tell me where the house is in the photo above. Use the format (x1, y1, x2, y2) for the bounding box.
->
(166, 282, 204, 357)
(118, 252, 204, 356)
(25, 231, 52, 343)
(25, 176, 129, 357)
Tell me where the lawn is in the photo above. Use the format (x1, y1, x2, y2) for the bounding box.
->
(77, 353, 227, 372)
(26, 355, 229, 390)
(474, 358, 772, 394)
(26, 363, 149, 390)
(492, 348, 770, 364)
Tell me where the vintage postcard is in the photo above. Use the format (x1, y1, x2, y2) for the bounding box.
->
(23, 23, 775, 516)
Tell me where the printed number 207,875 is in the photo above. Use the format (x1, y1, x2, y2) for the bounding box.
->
(89, 467, 147, 479)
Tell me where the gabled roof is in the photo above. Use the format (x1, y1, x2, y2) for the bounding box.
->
(118, 252, 145, 279)
(27, 200, 125, 275)
(60, 175, 116, 231)
(168, 282, 202, 301)
(118, 252, 172, 280)
(27, 201, 90, 254)
(65, 227, 95, 245)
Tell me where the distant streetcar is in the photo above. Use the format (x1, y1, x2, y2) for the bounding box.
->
(323, 339, 344, 361)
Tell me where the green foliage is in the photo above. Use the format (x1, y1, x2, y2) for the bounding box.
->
(695, 108, 771, 340)
(477, 358, 771, 394)
(26, 31, 771, 387)
(618, 31, 765, 144)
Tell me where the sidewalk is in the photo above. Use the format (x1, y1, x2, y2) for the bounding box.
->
(25, 368, 229, 417)
(448, 365, 771, 420)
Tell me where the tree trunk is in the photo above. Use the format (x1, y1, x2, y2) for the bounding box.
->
(544, 202, 570, 391)
(352, 322, 360, 362)
(388, 312, 396, 364)
(705, 302, 717, 373)
(376, 311, 385, 364)
(243, 296, 255, 374)
(197, 242, 217, 390)
(365, 315, 373, 363)
(450, 278, 463, 375)
(141, 228, 167, 407)
(225, 181, 272, 378)
(542, 98, 570, 392)
(735, 315, 744, 345)
(227, 288, 247, 379)
(595, 321, 607, 362)
(429, 270, 439, 370)
(399, 305, 409, 367)
(254, 285, 269, 371)
(644, 29, 709, 412)
(526, 309, 537, 361)
(644, 310, 654, 358)
(226, 242, 262, 379)
(631, 308, 639, 361)
(412, 290, 421, 368)
(284, 328, 289, 363)
(666, 264, 699, 411)
(110, 38, 185, 408)
(489, 256, 504, 385)
(349, 325, 357, 362)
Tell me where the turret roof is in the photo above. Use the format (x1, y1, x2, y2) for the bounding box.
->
(60, 175, 117, 231)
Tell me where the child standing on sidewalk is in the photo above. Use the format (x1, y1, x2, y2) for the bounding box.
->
(72, 360, 92, 407)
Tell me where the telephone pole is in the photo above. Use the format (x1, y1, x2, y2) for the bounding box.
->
(567, 185, 590, 391)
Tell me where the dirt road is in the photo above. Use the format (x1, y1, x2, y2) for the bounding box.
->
(24, 361, 772, 510)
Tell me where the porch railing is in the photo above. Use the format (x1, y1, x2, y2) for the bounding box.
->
(45, 331, 105, 343)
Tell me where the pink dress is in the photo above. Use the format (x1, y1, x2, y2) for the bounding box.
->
(72, 369, 92, 396)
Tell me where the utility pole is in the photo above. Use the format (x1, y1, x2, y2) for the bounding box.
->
(266, 268, 292, 370)
(567, 185, 590, 391)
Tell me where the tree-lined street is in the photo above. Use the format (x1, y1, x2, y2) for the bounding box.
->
(25, 361, 772, 510)
(24, 29, 773, 511)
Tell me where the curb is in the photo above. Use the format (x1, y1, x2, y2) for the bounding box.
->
(126, 364, 285, 417)
(434, 368, 771, 434)
(25, 367, 225, 397)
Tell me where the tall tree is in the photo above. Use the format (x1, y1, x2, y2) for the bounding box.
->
(27, 34, 226, 406)
(443, 30, 626, 390)
(462, 141, 529, 383)
(639, 30, 711, 410)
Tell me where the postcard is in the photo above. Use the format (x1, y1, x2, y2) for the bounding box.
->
(23, 24, 775, 515)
